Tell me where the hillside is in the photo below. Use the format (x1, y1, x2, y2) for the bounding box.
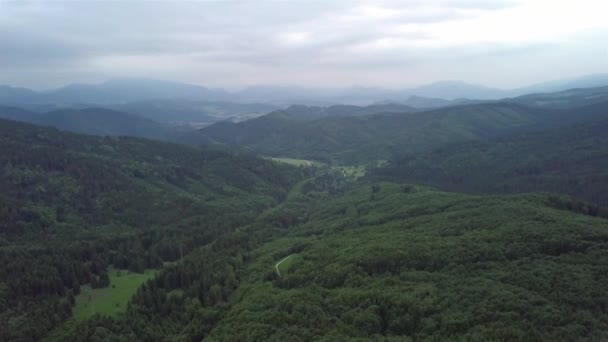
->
(111, 99, 279, 126)
(373, 104, 608, 206)
(55, 183, 608, 341)
(279, 103, 416, 120)
(186, 102, 551, 164)
(0, 79, 231, 105)
(507, 86, 608, 109)
(514, 74, 608, 96)
(0, 106, 176, 141)
(0, 119, 303, 341)
(3, 101, 608, 341)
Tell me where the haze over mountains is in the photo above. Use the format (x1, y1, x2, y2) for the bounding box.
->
(2, 77, 608, 161)
(3, 73, 608, 107)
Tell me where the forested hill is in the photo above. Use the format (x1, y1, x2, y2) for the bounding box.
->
(205, 184, 608, 341)
(507, 85, 608, 109)
(0, 118, 303, 242)
(0, 106, 176, 141)
(57, 183, 608, 341)
(0, 118, 304, 341)
(372, 103, 608, 207)
(4, 92, 608, 341)
(277, 103, 416, 120)
(185, 102, 549, 164)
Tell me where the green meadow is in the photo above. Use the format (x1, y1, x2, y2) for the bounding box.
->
(269, 157, 319, 167)
(72, 269, 157, 320)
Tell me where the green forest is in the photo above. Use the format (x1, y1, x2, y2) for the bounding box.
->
(373, 109, 608, 207)
(2, 88, 608, 341)
(5, 2, 608, 340)
(0, 119, 303, 341)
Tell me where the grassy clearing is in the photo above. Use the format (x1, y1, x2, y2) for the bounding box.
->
(285, 178, 312, 201)
(336, 165, 366, 179)
(72, 269, 157, 320)
(269, 157, 319, 167)
(44, 269, 158, 341)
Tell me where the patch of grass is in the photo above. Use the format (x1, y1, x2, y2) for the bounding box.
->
(167, 289, 185, 298)
(269, 157, 319, 167)
(72, 269, 157, 320)
(375, 160, 388, 167)
(336, 165, 366, 179)
(44, 269, 158, 341)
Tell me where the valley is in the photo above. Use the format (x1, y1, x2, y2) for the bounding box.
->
(2, 67, 608, 342)
(5, 2, 608, 340)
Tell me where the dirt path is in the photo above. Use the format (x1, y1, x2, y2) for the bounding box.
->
(275, 255, 294, 278)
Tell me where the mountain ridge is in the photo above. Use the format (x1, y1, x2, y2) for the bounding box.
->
(3, 73, 608, 107)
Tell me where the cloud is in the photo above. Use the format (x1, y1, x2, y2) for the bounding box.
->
(0, 28, 86, 67)
(0, 0, 606, 89)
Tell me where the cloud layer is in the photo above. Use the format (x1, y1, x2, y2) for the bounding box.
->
(1, 0, 607, 89)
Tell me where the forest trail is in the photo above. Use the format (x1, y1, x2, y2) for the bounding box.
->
(275, 255, 294, 278)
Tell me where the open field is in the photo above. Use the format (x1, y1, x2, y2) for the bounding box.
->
(72, 269, 157, 320)
(269, 157, 320, 167)
(336, 165, 366, 179)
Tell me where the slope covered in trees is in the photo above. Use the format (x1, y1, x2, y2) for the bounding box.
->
(3, 90, 608, 341)
(507, 85, 608, 109)
(373, 103, 608, 206)
(111, 99, 279, 125)
(0, 106, 177, 141)
(213, 184, 608, 340)
(277, 103, 416, 120)
(53, 183, 608, 341)
(0, 119, 303, 341)
(186, 103, 550, 164)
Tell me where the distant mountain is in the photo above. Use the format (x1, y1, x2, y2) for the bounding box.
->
(184, 102, 550, 164)
(234, 86, 335, 105)
(45, 79, 231, 104)
(110, 99, 280, 126)
(233, 75, 608, 105)
(278, 103, 416, 120)
(232, 83, 496, 105)
(40, 108, 175, 139)
(507, 86, 608, 109)
(0, 106, 40, 122)
(187, 84, 608, 164)
(374, 101, 608, 205)
(515, 73, 608, 95)
(404, 80, 505, 100)
(0, 85, 39, 104)
(2, 74, 608, 108)
(0, 106, 175, 140)
(0, 79, 231, 105)
(393, 95, 486, 109)
(399, 95, 454, 108)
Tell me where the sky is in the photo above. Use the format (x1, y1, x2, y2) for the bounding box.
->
(0, 0, 607, 90)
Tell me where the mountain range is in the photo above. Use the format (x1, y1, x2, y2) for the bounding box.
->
(183, 102, 548, 164)
(3, 73, 608, 107)
(0, 106, 176, 141)
(374, 101, 608, 206)
(3, 84, 608, 164)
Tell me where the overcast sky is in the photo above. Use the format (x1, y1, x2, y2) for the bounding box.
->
(1, 0, 607, 90)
